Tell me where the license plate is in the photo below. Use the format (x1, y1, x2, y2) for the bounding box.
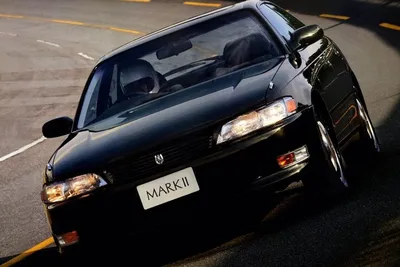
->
(136, 167, 200, 210)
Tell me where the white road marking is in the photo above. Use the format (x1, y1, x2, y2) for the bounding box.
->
(78, 52, 95, 61)
(36, 39, 61, 47)
(0, 31, 17, 36)
(0, 136, 46, 162)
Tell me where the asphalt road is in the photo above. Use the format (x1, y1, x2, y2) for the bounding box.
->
(0, 0, 399, 266)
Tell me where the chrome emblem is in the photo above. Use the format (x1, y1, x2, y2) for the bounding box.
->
(154, 154, 164, 165)
(268, 81, 274, 90)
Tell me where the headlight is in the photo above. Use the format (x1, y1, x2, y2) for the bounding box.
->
(217, 97, 297, 144)
(41, 173, 107, 203)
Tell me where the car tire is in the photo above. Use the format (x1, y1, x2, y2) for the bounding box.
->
(356, 98, 380, 158)
(58, 245, 83, 264)
(58, 242, 98, 265)
(303, 119, 350, 198)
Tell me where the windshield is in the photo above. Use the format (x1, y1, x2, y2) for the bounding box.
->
(76, 10, 282, 130)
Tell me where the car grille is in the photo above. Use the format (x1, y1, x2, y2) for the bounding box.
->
(106, 130, 214, 183)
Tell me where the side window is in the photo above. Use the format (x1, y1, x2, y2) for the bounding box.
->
(260, 4, 305, 42)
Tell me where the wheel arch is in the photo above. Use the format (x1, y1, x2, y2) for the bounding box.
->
(311, 87, 338, 144)
(350, 70, 367, 108)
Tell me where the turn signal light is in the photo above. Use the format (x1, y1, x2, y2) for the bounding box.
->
(56, 231, 79, 247)
(277, 146, 309, 168)
(285, 98, 297, 114)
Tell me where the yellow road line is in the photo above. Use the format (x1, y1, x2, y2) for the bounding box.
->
(83, 23, 110, 30)
(319, 14, 350, 20)
(0, 14, 24, 19)
(51, 19, 85, 26)
(0, 237, 54, 267)
(0, 13, 143, 35)
(109, 27, 143, 34)
(184, 1, 221, 7)
(379, 22, 400, 31)
(121, 0, 151, 2)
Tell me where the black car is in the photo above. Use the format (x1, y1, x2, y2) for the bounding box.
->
(41, 0, 380, 253)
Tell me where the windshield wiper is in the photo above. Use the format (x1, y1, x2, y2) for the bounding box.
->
(163, 55, 220, 77)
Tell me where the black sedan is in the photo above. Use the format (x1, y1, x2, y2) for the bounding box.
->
(41, 0, 380, 254)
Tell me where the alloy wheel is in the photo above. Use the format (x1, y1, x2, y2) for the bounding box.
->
(356, 99, 380, 153)
(316, 121, 348, 188)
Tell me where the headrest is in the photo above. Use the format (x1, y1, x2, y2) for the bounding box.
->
(119, 59, 160, 94)
(223, 33, 273, 67)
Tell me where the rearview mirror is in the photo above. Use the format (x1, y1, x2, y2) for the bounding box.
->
(156, 40, 193, 60)
(42, 117, 73, 138)
(289, 25, 324, 51)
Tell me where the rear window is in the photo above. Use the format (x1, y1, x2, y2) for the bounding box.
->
(76, 10, 282, 130)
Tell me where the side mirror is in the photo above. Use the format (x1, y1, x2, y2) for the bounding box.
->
(289, 25, 324, 51)
(42, 117, 73, 138)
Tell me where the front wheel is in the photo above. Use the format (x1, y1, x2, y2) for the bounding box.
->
(303, 120, 349, 197)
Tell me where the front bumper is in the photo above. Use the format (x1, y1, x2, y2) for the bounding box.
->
(45, 106, 321, 248)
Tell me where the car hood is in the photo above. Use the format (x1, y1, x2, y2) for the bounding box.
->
(50, 58, 284, 181)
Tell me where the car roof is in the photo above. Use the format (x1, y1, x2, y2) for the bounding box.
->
(96, 0, 268, 64)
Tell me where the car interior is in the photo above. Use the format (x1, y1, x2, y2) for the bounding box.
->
(161, 32, 279, 90)
(93, 32, 279, 120)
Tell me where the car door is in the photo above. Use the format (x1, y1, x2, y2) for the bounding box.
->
(258, 3, 357, 144)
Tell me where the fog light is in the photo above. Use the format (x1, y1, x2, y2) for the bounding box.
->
(277, 146, 309, 168)
(56, 231, 79, 247)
